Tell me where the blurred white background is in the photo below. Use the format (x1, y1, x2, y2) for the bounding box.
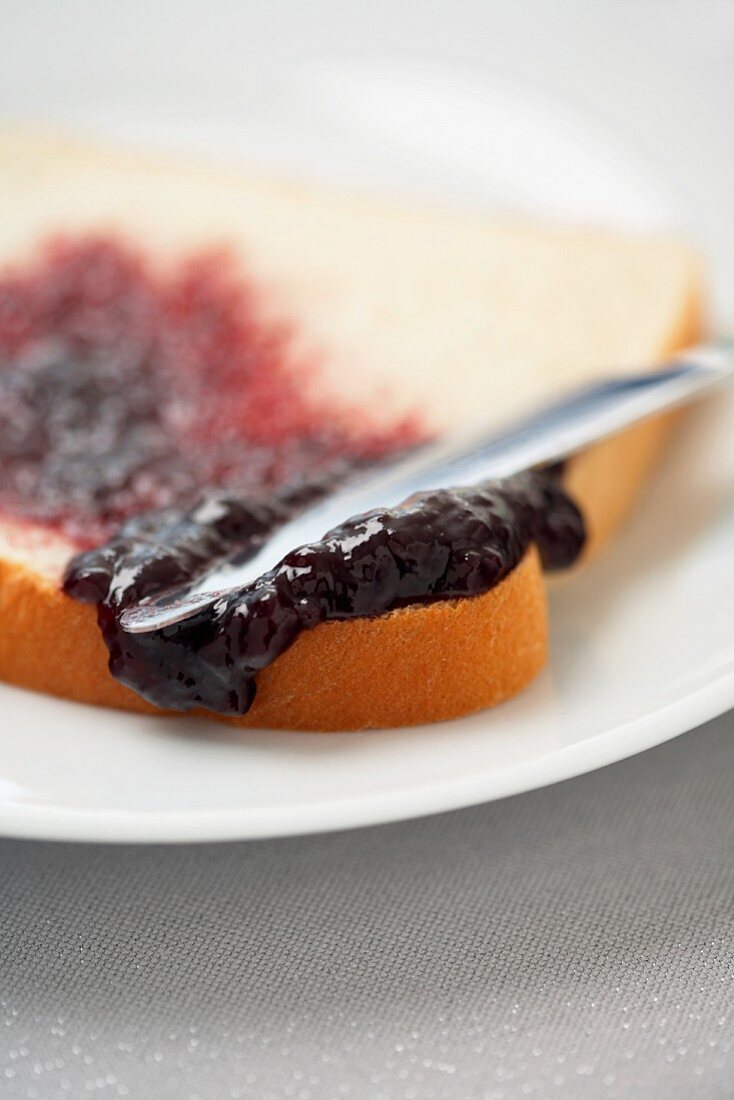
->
(2, 0, 733, 319)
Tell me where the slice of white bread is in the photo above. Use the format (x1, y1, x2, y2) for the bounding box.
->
(0, 130, 703, 730)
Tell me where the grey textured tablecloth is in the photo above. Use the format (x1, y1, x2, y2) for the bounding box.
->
(2, 2, 733, 1098)
(1, 713, 733, 1100)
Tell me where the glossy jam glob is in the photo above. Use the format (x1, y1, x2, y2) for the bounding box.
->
(0, 237, 419, 547)
(64, 471, 585, 716)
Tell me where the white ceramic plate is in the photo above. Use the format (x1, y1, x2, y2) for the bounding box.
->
(1, 60, 732, 842)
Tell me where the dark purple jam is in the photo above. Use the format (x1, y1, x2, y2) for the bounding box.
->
(63, 471, 584, 715)
(0, 236, 585, 719)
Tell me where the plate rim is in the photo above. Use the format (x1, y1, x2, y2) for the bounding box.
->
(1, 670, 731, 843)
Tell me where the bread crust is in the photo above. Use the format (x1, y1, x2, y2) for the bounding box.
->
(0, 544, 548, 730)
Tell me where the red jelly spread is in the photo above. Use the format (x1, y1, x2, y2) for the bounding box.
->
(0, 236, 585, 718)
(0, 237, 417, 546)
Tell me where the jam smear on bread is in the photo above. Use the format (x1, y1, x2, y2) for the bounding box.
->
(0, 237, 584, 717)
(0, 237, 415, 546)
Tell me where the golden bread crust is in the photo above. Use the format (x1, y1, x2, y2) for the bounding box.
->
(0, 549, 546, 731)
